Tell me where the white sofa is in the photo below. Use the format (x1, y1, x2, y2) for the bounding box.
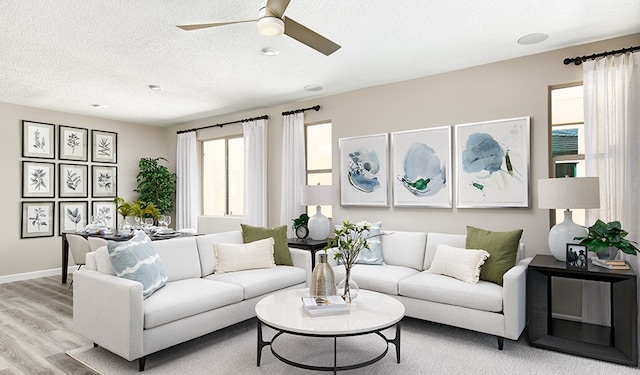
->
(73, 231, 311, 371)
(324, 230, 531, 349)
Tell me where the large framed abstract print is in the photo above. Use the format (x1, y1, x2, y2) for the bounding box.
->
(455, 117, 530, 208)
(391, 126, 452, 207)
(339, 133, 389, 206)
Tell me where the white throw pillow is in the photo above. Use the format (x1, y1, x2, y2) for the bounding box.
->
(428, 243, 490, 284)
(214, 237, 276, 274)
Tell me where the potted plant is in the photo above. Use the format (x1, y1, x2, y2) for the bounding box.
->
(574, 219, 639, 259)
(135, 157, 177, 216)
(114, 197, 160, 230)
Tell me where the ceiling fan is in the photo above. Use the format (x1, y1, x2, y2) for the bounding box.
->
(176, 0, 341, 56)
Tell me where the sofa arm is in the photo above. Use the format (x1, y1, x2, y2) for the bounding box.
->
(289, 248, 312, 287)
(73, 269, 145, 361)
(502, 257, 532, 340)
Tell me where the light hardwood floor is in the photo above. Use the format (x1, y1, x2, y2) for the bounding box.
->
(0, 275, 97, 374)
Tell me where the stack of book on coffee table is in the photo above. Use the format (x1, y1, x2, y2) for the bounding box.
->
(302, 295, 349, 316)
(591, 257, 630, 270)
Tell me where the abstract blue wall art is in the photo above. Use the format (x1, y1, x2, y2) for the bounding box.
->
(339, 133, 389, 206)
(391, 126, 452, 207)
(455, 117, 530, 208)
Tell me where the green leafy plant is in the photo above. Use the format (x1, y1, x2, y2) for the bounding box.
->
(292, 213, 309, 230)
(574, 219, 639, 255)
(135, 157, 177, 215)
(113, 197, 160, 220)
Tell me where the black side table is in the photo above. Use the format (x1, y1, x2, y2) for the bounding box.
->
(287, 238, 329, 269)
(527, 254, 637, 366)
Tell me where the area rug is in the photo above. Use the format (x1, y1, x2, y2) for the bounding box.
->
(67, 317, 638, 374)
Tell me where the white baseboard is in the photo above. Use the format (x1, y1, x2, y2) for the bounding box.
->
(0, 266, 77, 284)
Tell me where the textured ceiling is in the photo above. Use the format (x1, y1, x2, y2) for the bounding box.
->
(1, 1, 639, 127)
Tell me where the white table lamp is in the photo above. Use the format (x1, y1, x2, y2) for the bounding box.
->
(538, 177, 600, 261)
(301, 184, 336, 240)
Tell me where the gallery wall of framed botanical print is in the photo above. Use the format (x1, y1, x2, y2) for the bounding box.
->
(19, 120, 119, 238)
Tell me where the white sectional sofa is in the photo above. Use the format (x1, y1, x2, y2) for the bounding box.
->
(73, 231, 311, 371)
(325, 230, 531, 349)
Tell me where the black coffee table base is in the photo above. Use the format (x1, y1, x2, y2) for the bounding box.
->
(257, 319, 401, 374)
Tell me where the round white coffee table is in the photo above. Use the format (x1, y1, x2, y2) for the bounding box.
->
(255, 288, 405, 373)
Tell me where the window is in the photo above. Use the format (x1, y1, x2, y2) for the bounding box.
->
(305, 122, 332, 217)
(202, 136, 244, 216)
(550, 84, 585, 225)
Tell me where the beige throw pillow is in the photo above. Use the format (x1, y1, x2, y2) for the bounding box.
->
(428, 243, 490, 284)
(214, 237, 276, 274)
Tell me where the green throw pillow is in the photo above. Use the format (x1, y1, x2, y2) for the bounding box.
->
(240, 224, 293, 266)
(465, 226, 523, 286)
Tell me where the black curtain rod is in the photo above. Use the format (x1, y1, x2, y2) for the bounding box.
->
(176, 114, 269, 134)
(563, 45, 640, 66)
(281, 105, 321, 116)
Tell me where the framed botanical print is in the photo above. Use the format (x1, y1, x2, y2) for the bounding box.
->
(59, 201, 88, 235)
(59, 163, 88, 198)
(339, 133, 389, 206)
(391, 126, 452, 208)
(455, 116, 530, 208)
(21, 201, 55, 238)
(22, 120, 55, 159)
(91, 165, 117, 198)
(91, 129, 117, 163)
(91, 201, 116, 228)
(59, 125, 88, 161)
(22, 161, 55, 198)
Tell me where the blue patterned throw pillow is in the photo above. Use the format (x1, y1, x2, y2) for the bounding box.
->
(107, 231, 168, 299)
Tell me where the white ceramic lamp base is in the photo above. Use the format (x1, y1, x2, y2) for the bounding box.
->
(308, 206, 330, 240)
(548, 210, 587, 262)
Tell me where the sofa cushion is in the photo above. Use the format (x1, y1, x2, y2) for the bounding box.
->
(381, 231, 427, 270)
(466, 226, 523, 286)
(107, 231, 168, 299)
(429, 244, 489, 283)
(152, 236, 202, 282)
(399, 271, 504, 312)
(205, 266, 306, 300)
(214, 238, 275, 274)
(94, 246, 116, 275)
(423, 232, 467, 270)
(241, 224, 293, 266)
(195, 231, 244, 277)
(333, 264, 419, 295)
(143, 278, 244, 329)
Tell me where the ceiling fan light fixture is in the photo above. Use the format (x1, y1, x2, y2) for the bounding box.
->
(257, 17, 284, 37)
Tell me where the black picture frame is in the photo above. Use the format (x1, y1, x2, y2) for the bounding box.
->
(21, 201, 55, 238)
(22, 161, 55, 198)
(59, 125, 88, 161)
(91, 165, 117, 198)
(91, 129, 117, 163)
(59, 201, 88, 236)
(59, 163, 88, 198)
(566, 244, 588, 270)
(22, 120, 55, 159)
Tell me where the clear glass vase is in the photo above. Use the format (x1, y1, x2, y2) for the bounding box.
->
(338, 273, 359, 303)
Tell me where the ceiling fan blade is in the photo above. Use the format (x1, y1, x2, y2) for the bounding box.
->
(265, 0, 291, 17)
(283, 17, 341, 56)
(176, 19, 257, 31)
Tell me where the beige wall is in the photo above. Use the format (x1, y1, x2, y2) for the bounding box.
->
(171, 33, 639, 259)
(0, 102, 167, 278)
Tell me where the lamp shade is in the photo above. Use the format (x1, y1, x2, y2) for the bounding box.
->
(301, 185, 337, 207)
(538, 177, 600, 209)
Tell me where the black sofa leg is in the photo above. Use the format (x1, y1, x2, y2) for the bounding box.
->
(139, 356, 146, 372)
(497, 336, 504, 350)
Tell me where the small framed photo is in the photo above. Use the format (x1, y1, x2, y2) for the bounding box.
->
(92, 165, 117, 198)
(22, 161, 55, 198)
(59, 163, 88, 198)
(22, 120, 55, 159)
(59, 125, 88, 161)
(92, 201, 117, 228)
(91, 130, 117, 163)
(21, 201, 55, 238)
(566, 244, 588, 270)
(59, 201, 88, 235)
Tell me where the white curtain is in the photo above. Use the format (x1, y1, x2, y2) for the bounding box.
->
(280, 112, 306, 237)
(176, 132, 199, 230)
(582, 51, 640, 325)
(242, 118, 267, 226)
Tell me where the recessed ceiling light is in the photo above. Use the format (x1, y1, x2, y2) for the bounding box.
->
(148, 84, 162, 91)
(304, 85, 323, 92)
(261, 47, 279, 56)
(517, 33, 549, 45)
(91, 104, 106, 109)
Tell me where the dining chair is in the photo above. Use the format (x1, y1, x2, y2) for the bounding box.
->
(88, 236, 108, 251)
(66, 234, 91, 287)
